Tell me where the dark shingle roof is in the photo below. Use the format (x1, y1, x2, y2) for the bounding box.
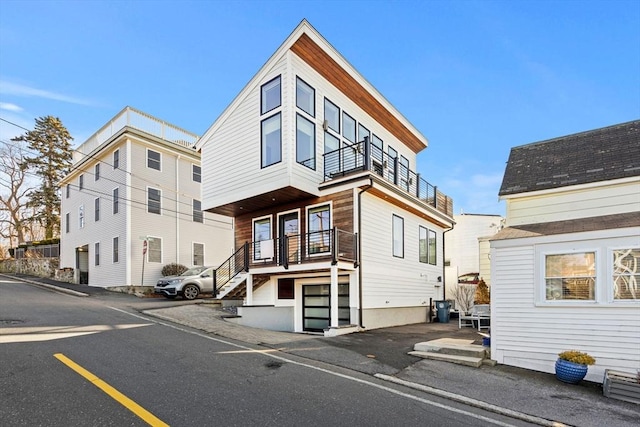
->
(499, 120, 640, 196)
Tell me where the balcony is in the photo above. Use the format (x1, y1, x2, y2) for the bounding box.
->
(323, 137, 453, 217)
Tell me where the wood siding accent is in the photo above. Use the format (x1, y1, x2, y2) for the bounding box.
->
(290, 34, 426, 154)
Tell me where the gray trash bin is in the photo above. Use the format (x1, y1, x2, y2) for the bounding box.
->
(435, 300, 451, 323)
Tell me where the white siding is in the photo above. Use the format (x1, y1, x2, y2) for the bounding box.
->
(505, 180, 640, 226)
(444, 214, 502, 277)
(360, 193, 444, 309)
(491, 229, 640, 383)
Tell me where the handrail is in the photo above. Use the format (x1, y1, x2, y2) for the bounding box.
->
(213, 242, 248, 297)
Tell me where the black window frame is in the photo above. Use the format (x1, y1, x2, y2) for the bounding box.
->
(419, 226, 428, 264)
(260, 75, 281, 115)
(94, 197, 100, 222)
(95, 242, 100, 266)
(113, 236, 119, 263)
(392, 214, 404, 258)
(342, 112, 356, 143)
(113, 187, 119, 214)
(296, 76, 315, 117)
(324, 98, 340, 133)
(147, 187, 161, 215)
(261, 113, 282, 168)
(192, 164, 201, 183)
(296, 113, 316, 170)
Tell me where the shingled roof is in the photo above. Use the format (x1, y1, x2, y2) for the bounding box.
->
(499, 120, 640, 196)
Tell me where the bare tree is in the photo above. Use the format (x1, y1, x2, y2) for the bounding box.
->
(0, 144, 34, 246)
(450, 284, 477, 314)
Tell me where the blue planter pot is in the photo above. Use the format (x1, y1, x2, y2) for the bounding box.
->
(555, 358, 588, 384)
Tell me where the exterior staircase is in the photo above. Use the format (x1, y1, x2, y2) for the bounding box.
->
(409, 338, 495, 368)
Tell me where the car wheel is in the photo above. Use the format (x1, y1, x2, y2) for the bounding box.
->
(183, 284, 199, 300)
(165, 295, 176, 300)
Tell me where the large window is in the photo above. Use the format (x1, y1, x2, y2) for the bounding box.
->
(148, 187, 161, 214)
(392, 215, 404, 258)
(113, 188, 119, 214)
(296, 114, 315, 169)
(94, 242, 100, 266)
(419, 226, 428, 263)
(113, 149, 119, 169)
(545, 252, 596, 301)
(261, 76, 281, 114)
(342, 112, 356, 143)
(193, 243, 204, 266)
(613, 248, 640, 300)
(253, 217, 272, 260)
(94, 198, 100, 222)
(147, 149, 161, 170)
(192, 164, 201, 183)
(324, 98, 339, 132)
(148, 237, 162, 263)
(296, 77, 315, 116)
(308, 204, 330, 254)
(193, 199, 203, 223)
(113, 237, 119, 263)
(261, 114, 281, 167)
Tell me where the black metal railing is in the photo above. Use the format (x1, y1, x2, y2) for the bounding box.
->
(213, 243, 249, 297)
(323, 136, 441, 210)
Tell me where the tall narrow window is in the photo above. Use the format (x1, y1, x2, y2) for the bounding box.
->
(113, 237, 119, 263)
(400, 155, 410, 190)
(78, 205, 84, 229)
(296, 114, 315, 169)
(94, 198, 100, 222)
(308, 205, 330, 254)
(79, 174, 84, 190)
(95, 242, 100, 266)
(358, 124, 370, 143)
(65, 213, 70, 233)
(253, 217, 272, 260)
(148, 238, 162, 263)
(192, 164, 201, 183)
(147, 149, 161, 170)
(94, 163, 100, 181)
(66, 184, 70, 198)
(392, 215, 404, 258)
(324, 132, 340, 177)
(342, 112, 356, 143)
(113, 149, 120, 169)
(193, 199, 203, 223)
(261, 113, 281, 167)
(419, 226, 428, 263)
(428, 229, 437, 265)
(371, 134, 384, 175)
(193, 243, 204, 266)
(148, 188, 161, 214)
(324, 98, 339, 133)
(261, 76, 281, 114)
(388, 146, 397, 183)
(296, 77, 315, 116)
(113, 188, 119, 214)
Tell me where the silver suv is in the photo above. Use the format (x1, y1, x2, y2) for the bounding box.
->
(154, 266, 214, 300)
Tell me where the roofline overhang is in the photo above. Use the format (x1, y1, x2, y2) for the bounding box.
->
(498, 175, 640, 201)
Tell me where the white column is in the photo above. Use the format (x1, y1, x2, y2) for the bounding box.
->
(245, 274, 253, 305)
(330, 265, 339, 328)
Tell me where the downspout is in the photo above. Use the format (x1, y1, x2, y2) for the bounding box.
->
(357, 178, 374, 329)
(442, 223, 455, 300)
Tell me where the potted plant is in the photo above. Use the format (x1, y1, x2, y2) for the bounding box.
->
(555, 350, 596, 384)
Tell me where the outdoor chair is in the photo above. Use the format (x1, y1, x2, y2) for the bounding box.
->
(458, 304, 491, 331)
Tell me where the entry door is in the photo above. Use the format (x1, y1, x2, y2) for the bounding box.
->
(302, 284, 350, 332)
(279, 212, 299, 263)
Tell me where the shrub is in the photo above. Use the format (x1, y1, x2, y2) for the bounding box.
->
(558, 350, 596, 365)
(161, 263, 187, 277)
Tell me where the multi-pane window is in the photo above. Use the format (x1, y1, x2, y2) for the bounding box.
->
(66, 184, 70, 199)
(95, 242, 100, 266)
(65, 213, 70, 233)
(261, 114, 281, 167)
(253, 217, 272, 260)
(324, 98, 339, 133)
(79, 174, 84, 190)
(193, 199, 203, 223)
(613, 248, 640, 300)
(78, 205, 85, 229)
(113, 188, 119, 214)
(358, 124, 370, 143)
(113, 149, 120, 169)
(342, 112, 356, 143)
(308, 204, 330, 254)
(296, 77, 315, 116)
(113, 237, 119, 263)
(545, 252, 596, 301)
(392, 215, 404, 258)
(148, 188, 161, 214)
(147, 149, 161, 170)
(193, 243, 204, 266)
(95, 163, 100, 181)
(261, 76, 281, 114)
(148, 237, 162, 263)
(296, 114, 315, 170)
(192, 165, 201, 183)
(94, 198, 100, 222)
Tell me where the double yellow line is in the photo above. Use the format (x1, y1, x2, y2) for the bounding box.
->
(54, 353, 168, 427)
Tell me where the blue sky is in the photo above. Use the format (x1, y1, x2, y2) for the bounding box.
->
(1, 0, 638, 216)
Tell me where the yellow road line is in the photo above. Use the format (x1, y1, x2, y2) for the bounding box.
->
(54, 353, 168, 427)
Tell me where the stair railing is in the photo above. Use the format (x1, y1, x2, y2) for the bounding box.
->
(213, 242, 249, 298)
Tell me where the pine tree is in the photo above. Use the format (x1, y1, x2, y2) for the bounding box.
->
(13, 116, 73, 239)
(475, 279, 491, 305)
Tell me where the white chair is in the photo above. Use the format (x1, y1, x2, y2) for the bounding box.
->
(458, 304, 491, 331)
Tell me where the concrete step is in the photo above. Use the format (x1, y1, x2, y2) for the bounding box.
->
(414, 339, 487, 359)
(409, 351, 484, 368)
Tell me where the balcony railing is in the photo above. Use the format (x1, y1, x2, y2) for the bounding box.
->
(323, 137, 452, 216)
(73, 106, 199, 163)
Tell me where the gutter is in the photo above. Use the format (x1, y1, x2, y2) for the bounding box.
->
(442, 223, 455, 299)
(357, 178, 374, 329)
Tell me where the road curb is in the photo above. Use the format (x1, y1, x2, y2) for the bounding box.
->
(374, 374, 571, 427)
(1, 274, 89, 297)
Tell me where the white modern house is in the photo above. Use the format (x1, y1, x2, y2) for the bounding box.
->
(195, 20, 454, 335)
(59, 107, 234, 287)
(490, 120, 640, 383)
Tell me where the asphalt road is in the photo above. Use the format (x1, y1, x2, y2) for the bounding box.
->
(1, 278, 537, 426)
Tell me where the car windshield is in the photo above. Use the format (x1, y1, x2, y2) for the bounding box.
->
(181, 266, 208, 276)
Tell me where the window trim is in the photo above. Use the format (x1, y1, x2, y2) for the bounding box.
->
(296, 113, 316, 170)
(193, 242, 205, 266)
(112, 236, 119, 263)
(192, 164, 201, 183)
(147, 236, 162, 263)
(147, 149, 161, 171)
(113, 149, 120, 169)
(296, 76, 315, 117)
(147, 187, 161, 215)
(261, 75, 281, 115)
(392, 214, 404, 258)
(94, 242, 100, 266)
(342, 112, 356, 143)
(306, 202, 332, 256)
(419, 226, 428, 264)
(94, 197, 100, 222)
(113, 187, 119, 214)
(193, 199, 203, 223)
(252, 215, 273, 261)
(94, 163, 100, 181)
(261, 112, 282, 168)
(324, 98, 340, 133)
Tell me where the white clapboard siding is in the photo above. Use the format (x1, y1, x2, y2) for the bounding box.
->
(506, 180, 640, 226)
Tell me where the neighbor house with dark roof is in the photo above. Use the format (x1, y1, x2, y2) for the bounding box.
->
(489, 120, 640, 383)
